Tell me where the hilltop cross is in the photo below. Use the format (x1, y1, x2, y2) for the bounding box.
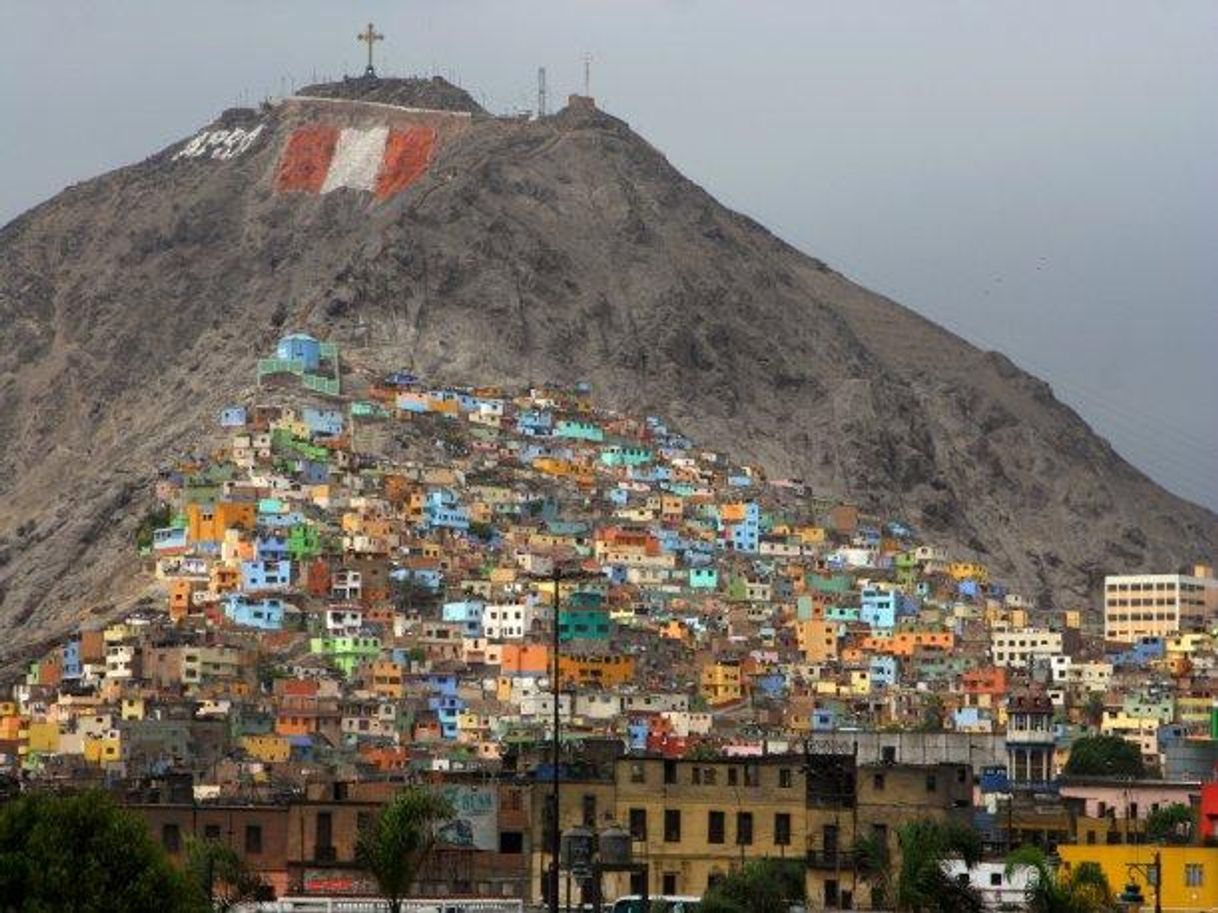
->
(358, 22, 384, 78)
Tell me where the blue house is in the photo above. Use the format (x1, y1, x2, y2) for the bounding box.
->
(689, 567, 718, 590)
(219, 406, 247, 427)
(424, 490, 470, 531)
(870, 655, 899, 688)
(255, 535, 290, 562)
(810, 708, 837, 732)
(627, 719, 650, 752)
(516, 410, 553, 436)
(61, 640, 82, 680)
(302, 407, 344, 437)
(277, 333, 321, 370)
(241, 559, 292, 591)
(441, 600, 484, 638)
(554, 419, 604, 442)
(223, 594, 285, 630)
(153, 527, 188, 552)
(861, 588, 899, 629)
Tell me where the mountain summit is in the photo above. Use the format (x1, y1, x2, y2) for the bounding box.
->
(0, 78, 1214, 661)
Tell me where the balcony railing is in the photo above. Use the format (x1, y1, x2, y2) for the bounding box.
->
(806, 849, 854, 869)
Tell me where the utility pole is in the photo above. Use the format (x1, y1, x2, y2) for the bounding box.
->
(583, 54, 591, 97)
(538, 67, 547, 118)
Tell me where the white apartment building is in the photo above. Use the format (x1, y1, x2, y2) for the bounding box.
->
(991, 627, 1063, 668)
(1103, 566, 1218, 642)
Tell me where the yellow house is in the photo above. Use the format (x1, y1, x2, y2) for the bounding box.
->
(1059, 844, 1218, 912)
(26, 721, 59, 754)
(949, 561, 989, 583)
(83, 733, 122, 765)
(701, 661, 743, 705)
(121, 697, 145, 721)
(241, 734, 291, 763)
(795, 525, 827, 544)
(795, 619, 838, 662)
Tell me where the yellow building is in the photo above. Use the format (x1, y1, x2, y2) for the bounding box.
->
(83, 733, 121, 765)
(700, 661, 743, 705)
(795, 619, 838, 662)
(26, 721, 59, 754)
(240, 734, 291, 763)
(1059, 844, 1218, 912)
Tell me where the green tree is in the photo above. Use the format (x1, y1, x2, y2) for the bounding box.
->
(1081, 693, 1106, 729)
(0, 790, 203, 912)
(1005, 845, 1113, 913)
(699, 858, 806, 913)
(134, 502, 172, 551)
(185, 837, 270, 911)
(851, 830, 893, 910)
(1064, 735, 1146, 778)
(1145, 802, 1194, 845)
(894, 819, 984, 913)
(356, 786, 455, 913)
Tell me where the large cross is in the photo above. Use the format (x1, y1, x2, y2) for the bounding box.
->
(358, 22, 383, 78)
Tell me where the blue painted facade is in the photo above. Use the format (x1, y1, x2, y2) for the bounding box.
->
(153, 527, 189, 551)
(241, 559, 292, 591)
(869, 655, 899, 688)
(424, 490, 470, 531)
(441, 600, 485, 638)
(276, 333, 321, 370)
(302, 407, 344, 437)
(223, 595, 285, 630)
(861, 588, 898, 629)
(219, 406, 247, 427)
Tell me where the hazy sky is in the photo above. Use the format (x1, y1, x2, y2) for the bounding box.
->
(3, 1, 1215, 510)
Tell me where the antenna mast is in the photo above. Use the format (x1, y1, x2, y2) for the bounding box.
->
(538, 67, 547, 117)
(583, 54, 591, 96)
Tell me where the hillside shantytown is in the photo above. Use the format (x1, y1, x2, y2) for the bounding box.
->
(2, 330, 1216, 910)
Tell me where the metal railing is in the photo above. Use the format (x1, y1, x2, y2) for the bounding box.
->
(238, 899, 523, 913)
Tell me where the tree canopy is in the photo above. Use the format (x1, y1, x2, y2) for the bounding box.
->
(1145, 803, 1194, 844)
(0, 790, 203, 912)
(356, 786, 455, 913)
(894, 819, 984, 913)
(185, 837, 271, 912)
(699, 858, 806, 913)
(1006, 845, 1113, 913)
(1064, 735, 1146, 778)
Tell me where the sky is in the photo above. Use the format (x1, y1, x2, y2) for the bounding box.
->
(3, 1, 1215, 511)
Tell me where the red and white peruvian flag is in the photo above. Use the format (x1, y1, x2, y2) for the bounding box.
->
(276, 124, 437, 200)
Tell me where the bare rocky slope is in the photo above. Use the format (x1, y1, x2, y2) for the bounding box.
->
(1, 76, 1215, 665)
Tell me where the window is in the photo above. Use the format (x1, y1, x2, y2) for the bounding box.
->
(736, 812, 754, 846)
(926, 774, 937, 792)
(692, 767, 703, 785)
(824, 880, 839, 908)
(708, 811, 725, 844)
(990, 872, 1003, 886)
(873, 773, 885, 791)
(629, 808, 648, 841)
(499, 831, 524, 854)
(1186, 864, 1204, 887)
(630, 763, 645, 784)
(779, 767, 793, 788)
(663, 873, 678, 895)
(744, 764, 760, 787)
(316, 812, 333, 852)
(727, 767, 739, 786)
(704, 767, 718, 786)
(664, 810, 681, 843)
(775, 813, 791, 846)
(204, 824, 221, 841)
(881, 745, 897, 764)
(664, 760, 677, 785)
(582, 794, 597, 827)
(162, 823, 181, 854)
(245, 824, 263, 854)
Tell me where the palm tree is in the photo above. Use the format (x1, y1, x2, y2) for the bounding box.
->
(851, 830, 893, 911)
(1005, 845, 1114, 913)
(893, 819, 984, 913)
(356, 786, 455, 913)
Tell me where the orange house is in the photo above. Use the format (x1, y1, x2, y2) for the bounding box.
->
(499, 644, 550, 676)
(558, 654, 635, 688)
(186, 502, 256, 544)
(168, 579, 195, 622)
(863, 629, 955, 657)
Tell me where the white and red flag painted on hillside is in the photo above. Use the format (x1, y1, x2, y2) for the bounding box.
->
(276, 124, 438, 199)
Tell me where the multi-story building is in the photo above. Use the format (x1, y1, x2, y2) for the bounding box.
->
(1103, 566, 1218, 643)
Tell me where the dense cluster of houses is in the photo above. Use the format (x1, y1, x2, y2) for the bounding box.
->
(3, 331, 1217, 908)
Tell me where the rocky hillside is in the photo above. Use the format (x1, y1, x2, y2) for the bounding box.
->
(1, 76, 1215, 664)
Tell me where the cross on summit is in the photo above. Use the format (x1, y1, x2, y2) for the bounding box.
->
(358, 22, 383, 78)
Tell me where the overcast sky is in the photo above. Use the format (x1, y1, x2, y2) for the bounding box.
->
(3, 1, 1215, 510)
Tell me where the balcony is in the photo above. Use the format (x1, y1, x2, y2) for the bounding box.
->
(807, 849, 854, 869)
(314, 845, 337, 863)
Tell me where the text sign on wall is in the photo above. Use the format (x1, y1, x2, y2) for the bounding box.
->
(173, 124, 265, 161)
(437, 784, 498, 851)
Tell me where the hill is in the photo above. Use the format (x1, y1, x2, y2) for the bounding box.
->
(0, 75, 1215, 663)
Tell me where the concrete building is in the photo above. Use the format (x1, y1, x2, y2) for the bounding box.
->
(1103, 566, 1218, 643)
